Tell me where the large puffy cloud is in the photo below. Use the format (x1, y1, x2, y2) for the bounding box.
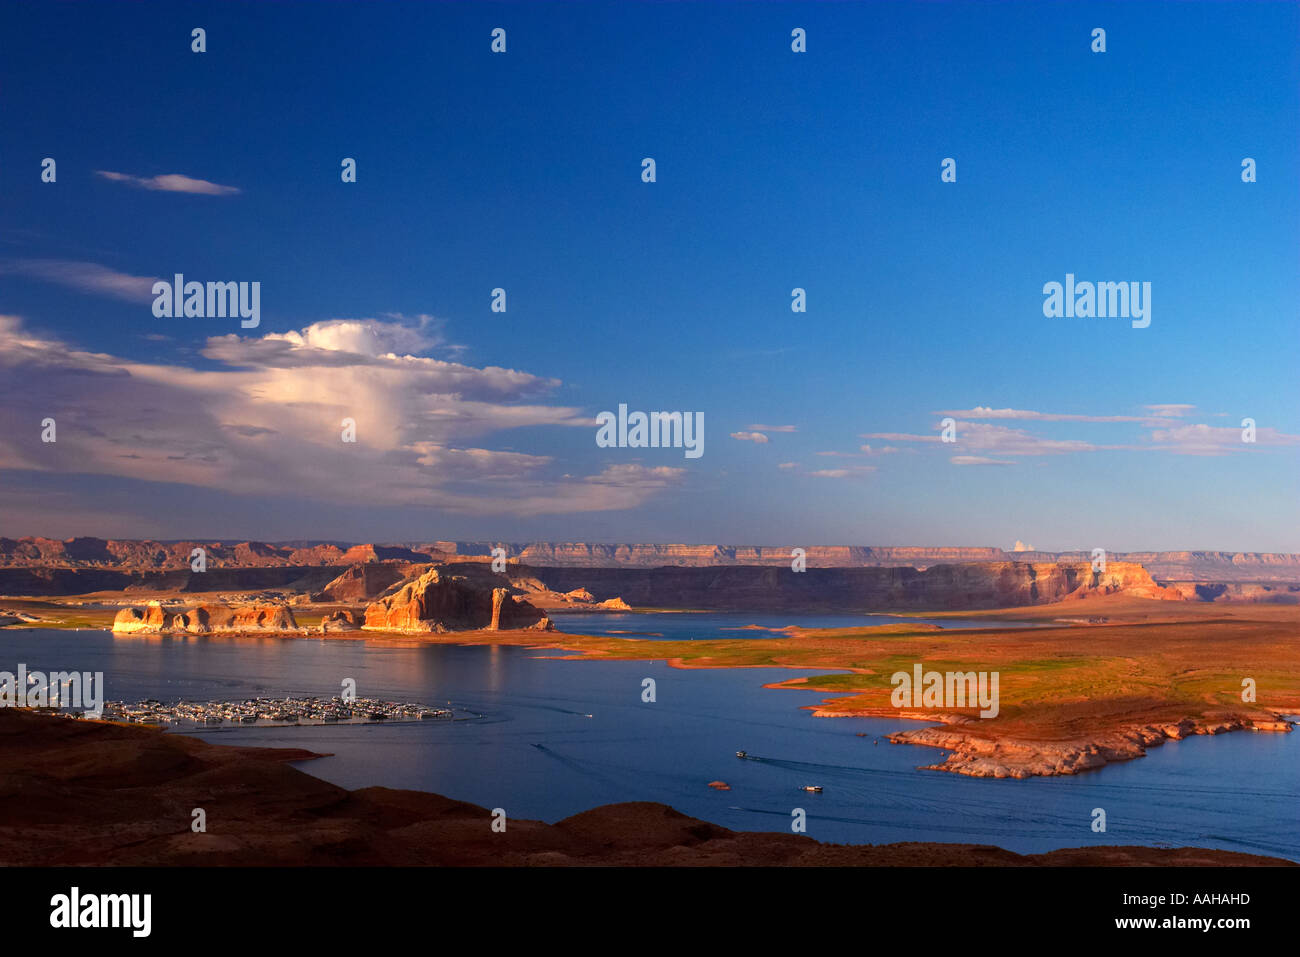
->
(0, 315, 682, 515)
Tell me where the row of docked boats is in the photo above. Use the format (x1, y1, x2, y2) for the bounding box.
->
(99, 695, 454, 727)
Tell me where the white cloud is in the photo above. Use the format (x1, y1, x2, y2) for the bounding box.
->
(0, 315, 679, 515)
(730, 431, 770, 444)
(746, 424, 797, 432)
(95, 170, 241, 196)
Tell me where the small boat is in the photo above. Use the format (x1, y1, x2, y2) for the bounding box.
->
(735, 750, 747, 759)
(801, 785, 823, 793)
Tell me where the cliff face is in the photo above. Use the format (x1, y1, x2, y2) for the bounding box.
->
(363, 568, 551, 633)
(4, 536, 1300, 584)
(112, 602, 299, 634)
(0, 537, 345, 569)
(518, 562, 1180, 612)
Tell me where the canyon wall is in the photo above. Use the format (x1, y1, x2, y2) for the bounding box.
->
(510, 561, 1181, 612)
(5, 536, 1299, 583)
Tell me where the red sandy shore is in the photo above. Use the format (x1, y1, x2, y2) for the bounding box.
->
(0, 710, 1290, 867)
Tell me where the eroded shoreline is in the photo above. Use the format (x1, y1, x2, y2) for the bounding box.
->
(7, 595, 1300, 781)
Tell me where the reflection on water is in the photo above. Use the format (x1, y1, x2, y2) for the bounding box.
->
(3, 627, 1296, 859)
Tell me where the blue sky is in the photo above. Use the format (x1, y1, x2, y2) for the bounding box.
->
(1, 0, 1297, 550)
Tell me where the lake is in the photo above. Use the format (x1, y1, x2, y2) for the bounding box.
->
(545, 610, 1043, 639)
(3, 623, 1296, 860)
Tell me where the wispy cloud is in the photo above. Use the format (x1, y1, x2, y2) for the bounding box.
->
(809, 465, 876, 479)
(1150, 423, 1300, 455)
(95, 170, 241, 196)
(866, 421, 1108, 461)
(937, 404, 1204, 427)
(746, 424, 797, 432)
(1, 259, 160, 303)
(730, 431, 770, 444)
(861, 432, 944, 444)
(951, 455, 1016, 466)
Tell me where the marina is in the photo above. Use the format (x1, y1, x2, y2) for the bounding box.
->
(95, 695, 453, 728)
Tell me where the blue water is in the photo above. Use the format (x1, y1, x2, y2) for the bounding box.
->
(547, 610, 1042, 640)
(2, 626, 1296, 859)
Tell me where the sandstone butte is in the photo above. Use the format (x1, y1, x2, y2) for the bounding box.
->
(112, 601, 299, 635)
(362, 567, 553, 633)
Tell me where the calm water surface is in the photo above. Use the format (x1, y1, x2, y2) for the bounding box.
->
(4, 625, 1296, 860)
(546, 610, 1042, 639)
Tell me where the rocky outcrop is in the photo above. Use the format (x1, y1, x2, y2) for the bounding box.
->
(112, 601, 299, 634)
(882, 714, 1293, 779)
(363, 568, 552, 634)
(1170, 581, 1300, 604)
(318, 562, 425, 602)
(338, 544, 430, 565)
(111, 602, 170, 633)
(320, 610, 361, 633)
(535, 587, 633, 612)
(0, 609, 39, 627)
